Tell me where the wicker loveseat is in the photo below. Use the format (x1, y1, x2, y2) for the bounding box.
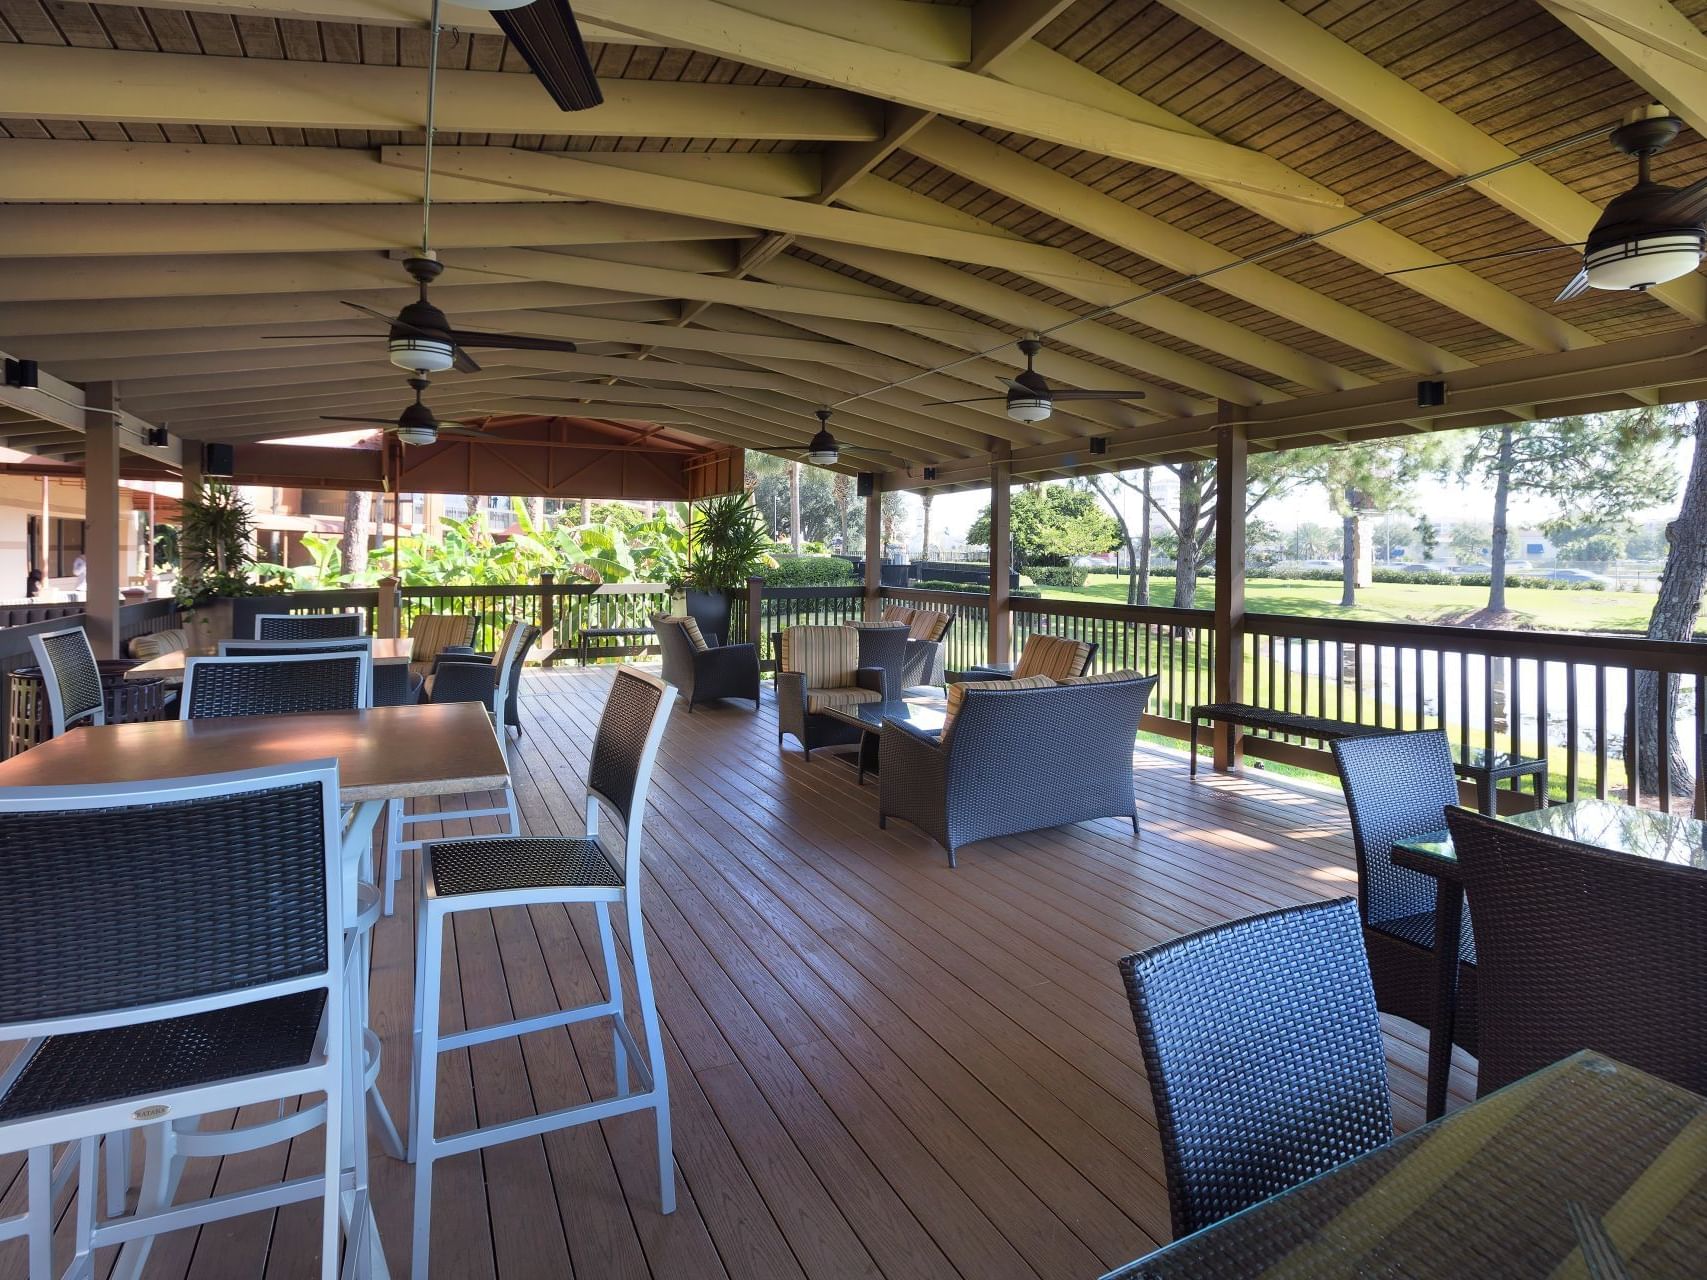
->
(879, 671, 1157, 865)
(653, 613, 760, 711)
(776, 625, 887, 757)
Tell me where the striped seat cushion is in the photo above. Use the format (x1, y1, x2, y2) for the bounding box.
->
(780, 625, 858, 688)
(880, 606, 915, 626)
(907, 610, 950, 642)
(409, 614, 477, 664)
(128, 628, 188, 661)
(1058, 669, 1144, 687)
(1013, 635, 1092, 680)
(658, 614, 709, 651)
(942, 674, 1055, 739)
(806, 687, 884, 714)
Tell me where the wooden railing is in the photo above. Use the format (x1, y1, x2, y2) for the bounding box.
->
(749, 585, 864, 666)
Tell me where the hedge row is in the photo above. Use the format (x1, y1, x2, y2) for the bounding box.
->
(763, 555, 858, 586)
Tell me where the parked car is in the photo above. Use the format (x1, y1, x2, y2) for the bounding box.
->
(1545, 567, 1616, 586)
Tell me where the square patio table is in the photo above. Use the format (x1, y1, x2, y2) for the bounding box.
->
(1101, 1051, 1707, 1278)
(1393, 798, 1707, 1120)
(123, 636, 416, 682)
(821, 694, 946, 784)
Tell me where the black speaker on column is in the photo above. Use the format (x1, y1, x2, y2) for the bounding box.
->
(203, 442, 236, 477)
(856, 473, 875, 498)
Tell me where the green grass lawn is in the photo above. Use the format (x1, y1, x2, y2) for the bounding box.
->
(1041, 573, 1684, 634)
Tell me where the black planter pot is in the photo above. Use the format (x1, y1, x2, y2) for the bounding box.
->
(685, 589, 733, 646)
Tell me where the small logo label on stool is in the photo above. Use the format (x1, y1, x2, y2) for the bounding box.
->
(133, 1104, 169, 1120)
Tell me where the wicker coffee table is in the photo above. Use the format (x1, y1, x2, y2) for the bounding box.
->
(821, 695, 946, 784)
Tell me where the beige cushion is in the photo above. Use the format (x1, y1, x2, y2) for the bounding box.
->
(1057, 669, 1143, 687)
(880, 605, 915, 626)
(780, 625, 858, 688)
(409, 613, 476, 663)
(658, 614, 709, 651)
(942, 674, 1054, 739)
(805, 686, 884, 714)
(1013, 635, 1092, 681)
(129, 628, 188, 661)
(907, 610, 950, 642)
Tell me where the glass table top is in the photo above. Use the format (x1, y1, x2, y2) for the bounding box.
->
(826, 696, 946, 734)
(1394, 798, 1707, 871)
(1448, 742, 1546, 772)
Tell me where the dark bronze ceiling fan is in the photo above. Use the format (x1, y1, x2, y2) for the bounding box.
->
(320, 376, 505, 447)
(926, 337, 1147, 424)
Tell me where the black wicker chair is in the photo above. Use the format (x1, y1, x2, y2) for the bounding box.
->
(1118, 897, 1394, 1240)
(652, 613, 759, 712)
(254, 611, 365, 640)
(181, 652, 368, 719)
(1444, 805, 1707, 1097)
(880, 674, 1155, 865)
(27, 625, 105, 736)
(1331, 730, 1477, 1054)
(425, 621, 535, 733)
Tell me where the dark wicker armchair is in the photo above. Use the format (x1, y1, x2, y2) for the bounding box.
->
(1118, 898, 1393, 1239)
(775, 625, 887, 758)
(425, 621, 535, 733)
(1444, 805, 1707, 1097)
(879, 674, 1155, 865)
(1331, 730, 1477, 1055)
(652, 613, 760, 712)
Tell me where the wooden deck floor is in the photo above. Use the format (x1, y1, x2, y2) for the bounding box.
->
(2, 665, 1475, 1279)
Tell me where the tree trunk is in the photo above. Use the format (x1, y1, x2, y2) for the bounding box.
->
(1340, 510, 1358, 607)
(920, 492, 933, 563)
(340, 489, 370, 579)
(579, 496, 592, 524)
(1487, 424, 1514, 614)
(1138, 467, 1152, 607)
(1634, 401, 1707, 802)
(788, 462, 802, 554)
(525, 495, 544, 531)
(1173, 462, 1204, 608)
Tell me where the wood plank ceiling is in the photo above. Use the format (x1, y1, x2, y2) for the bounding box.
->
(2, 0, 1707, 486)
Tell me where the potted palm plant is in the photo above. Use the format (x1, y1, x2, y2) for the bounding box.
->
(174, 483, 285, 646)
(685, 493, 773, 643)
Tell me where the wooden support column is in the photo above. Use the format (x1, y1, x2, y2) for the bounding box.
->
(988, 456, 1012, 666)
(83, 381, 122, 658)
(1212, 411, 1248, 770)
(863, 479, 882, 620)
(376, 574, 400, 640)
(180, 441, 203, 497)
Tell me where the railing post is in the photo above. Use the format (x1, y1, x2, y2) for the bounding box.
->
(746, 576, 764, 654)
(83, 382, 122, 659)
(377, 575, 400, 639)
(988, 456, 1011, 666)
(539, 571, 555, 654)
(863, 481, 882, 621)
(1212, 412, 1248, 770)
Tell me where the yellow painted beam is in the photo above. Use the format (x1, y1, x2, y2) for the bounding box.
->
(0, 44, 882, 140)
(1163, 0, 1707, 326)
(990, 42, 1600, 353)
(573, 0, 1339, 208)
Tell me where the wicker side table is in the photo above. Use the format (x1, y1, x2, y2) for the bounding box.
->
(7, 660, 170, 755)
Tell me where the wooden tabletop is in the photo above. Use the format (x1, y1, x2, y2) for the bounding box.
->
(126, 636, 415, 680)
(0, 701, 508, 802)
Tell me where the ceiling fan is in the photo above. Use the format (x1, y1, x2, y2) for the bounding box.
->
(777, 409, 902, 468)
(320, 376, 506, 447)
(926, 337, 1147, 423)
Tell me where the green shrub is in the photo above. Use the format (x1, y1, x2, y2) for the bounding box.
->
(1258, 566, 1602, 591)
(763, 556, 857, 586)
(1030, 565, 1089, 589)
(910, 579, 1042, 598)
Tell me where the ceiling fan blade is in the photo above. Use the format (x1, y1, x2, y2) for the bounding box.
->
(923, 396, 1009, 406)
(450, 345, 482, 374)
(1556, 267, 1591, 302)
(319, 416, 399, 425)
(1050, 389, 1149, 401)
(1650, 176, 1707, 226)
(262, 333, 383, 341)
(340, 299, 436, 339)
(444, 328, 579, 354)
(493, 0, 604, 112)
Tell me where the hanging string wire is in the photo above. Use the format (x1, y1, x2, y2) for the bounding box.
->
(826, 119, 1612, 410)
(421, 0, 442, 256)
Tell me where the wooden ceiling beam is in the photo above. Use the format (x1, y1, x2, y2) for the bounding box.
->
(0, 141, 823, 204)
(0, 202, 749, 259)
(906, 119, 1471, 374)
(1543, 0, 1707, 140)
(400, 147, 1356, 395)
(1163, 0, 1707, 326)
(986, 42, 1600, 354)
(574, 0, 1336, 208)
(0, 45, 882, 140)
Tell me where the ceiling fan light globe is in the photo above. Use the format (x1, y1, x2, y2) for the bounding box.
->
(394, 425, 439, 446)
(1584, 233, 1704, 291)
(389, 337, 455, 373)
(806, 448, 839, 465)
(1007, 396, 1053, 423)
